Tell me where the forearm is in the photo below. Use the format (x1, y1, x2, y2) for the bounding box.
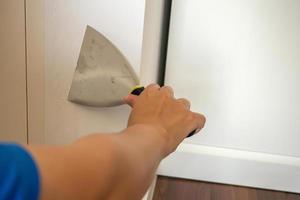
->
(27, 137, 117, 200)
(107, 124, 167, 199)
(27, 124, 167, 200)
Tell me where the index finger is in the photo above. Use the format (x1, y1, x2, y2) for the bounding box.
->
(193, 112, 206, 133)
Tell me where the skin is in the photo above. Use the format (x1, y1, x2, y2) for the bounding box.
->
(26, 84, 206, 200)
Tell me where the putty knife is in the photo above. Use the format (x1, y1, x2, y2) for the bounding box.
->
(68, 26, 196, 137)
(68, 25, 140, 107)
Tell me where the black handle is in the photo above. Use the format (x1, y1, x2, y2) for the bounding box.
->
(130, 86, 196, 138)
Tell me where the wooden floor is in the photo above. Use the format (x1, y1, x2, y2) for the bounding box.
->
(153, 176, 300, 200)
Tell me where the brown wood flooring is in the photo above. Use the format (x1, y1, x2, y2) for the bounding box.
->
(153, 176, 300, 200)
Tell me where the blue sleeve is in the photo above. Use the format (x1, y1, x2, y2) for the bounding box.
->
(0, 143, 40, 200)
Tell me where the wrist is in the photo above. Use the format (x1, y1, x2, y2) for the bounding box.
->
(126, 124, 171, 158)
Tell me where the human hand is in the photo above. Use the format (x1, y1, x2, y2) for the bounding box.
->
(123, 84, 206, 154)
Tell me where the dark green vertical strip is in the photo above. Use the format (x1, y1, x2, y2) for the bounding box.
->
(158, 0, 173, 86)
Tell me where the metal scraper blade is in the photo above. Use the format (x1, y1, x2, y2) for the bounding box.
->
(68, 25, 139, 107)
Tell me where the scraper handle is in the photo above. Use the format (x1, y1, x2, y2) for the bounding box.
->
(130, 86, 196, 138)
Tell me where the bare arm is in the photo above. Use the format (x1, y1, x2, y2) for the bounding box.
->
(27, 84, 206, 200)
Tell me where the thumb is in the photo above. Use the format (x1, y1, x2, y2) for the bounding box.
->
(123, 94, 138, 107)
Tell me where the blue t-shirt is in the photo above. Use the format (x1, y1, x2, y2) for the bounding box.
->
(0, 143, 40, 200)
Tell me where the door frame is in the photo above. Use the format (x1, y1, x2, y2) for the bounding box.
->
(140, 0, 172, 199)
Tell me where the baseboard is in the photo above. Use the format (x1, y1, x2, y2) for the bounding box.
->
(157, 143, 300, 193)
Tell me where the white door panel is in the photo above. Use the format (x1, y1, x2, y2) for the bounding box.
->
(162, 0, 300, 192)
(165, 0, 300, 156)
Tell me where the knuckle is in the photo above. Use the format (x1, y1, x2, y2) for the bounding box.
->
(160, 91, 168, 98)
(175, 100, 185, 109)
(199, 114, 206, 123)
(183, 98, 190, 105)
(196, 114, 206, 127)
(162, 90, 173, 99)
(178, 98, 190, 109)
(148, 83, 158, 87)
(161, 85, 174, 96)
(166, 85, 173, 91)
(186, 112, 196, 121)
(146, 83, 160, 90)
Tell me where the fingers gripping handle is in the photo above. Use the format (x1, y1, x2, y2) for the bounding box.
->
(130, 86, 196, 138)
(130, 86, 146, 96)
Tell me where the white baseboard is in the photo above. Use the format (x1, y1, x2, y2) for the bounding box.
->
(157, 143, 300, 193)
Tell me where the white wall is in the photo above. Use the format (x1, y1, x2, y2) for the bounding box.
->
(44, 0, 146, 144)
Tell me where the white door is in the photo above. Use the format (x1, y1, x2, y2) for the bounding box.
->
(159, 0, 300, 193)
(0, 0, 27, 143)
